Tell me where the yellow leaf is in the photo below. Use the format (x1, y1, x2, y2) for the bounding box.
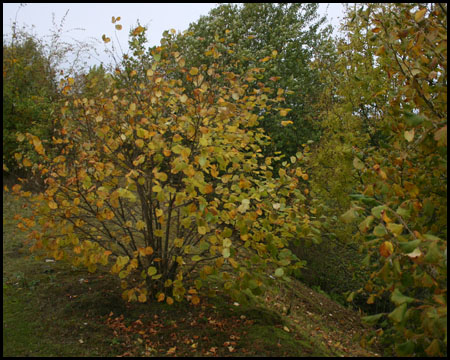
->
(115, 24, 122, 30)
(166, 296, 174, 305)
(279, 108, 291, 116)
(189, 67, 199, 75)
(12, 184, 21, 193)
(138, 293, 147, 302)
(380, 241, 394, 258)
(157, 293, 165, 302)
(415, 8, 427, 22)
(33, 138, 45, 155)
(136, 220, 146, 230)
(155, 172, 168, 181)
(375, 45, 385, 56)
(434, 125, 447, 146)
(191, 295, 200, 305)
(48, 200, 58, 209)
(228, 257, 239, 269)
(166, 346, 176, 355)
(132, 26, 145, 36)
(203, 184, 213, 194)
(144, 246, 154, 255)
(135, 139, 144, 148)
(281, 120, 293, 126)
(381, 210, 392, 223)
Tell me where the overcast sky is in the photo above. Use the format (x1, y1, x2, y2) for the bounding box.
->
(3, 3, 346, 71)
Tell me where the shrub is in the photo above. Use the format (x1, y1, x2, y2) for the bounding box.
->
(12, 25, 320, 307)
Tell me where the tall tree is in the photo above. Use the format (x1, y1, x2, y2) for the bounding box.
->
(3, 6, 97, 179)
(175, 3, 333, 158)
(3, 33, 58, 177)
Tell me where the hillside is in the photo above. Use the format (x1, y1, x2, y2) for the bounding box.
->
(3, 190, 380, 357)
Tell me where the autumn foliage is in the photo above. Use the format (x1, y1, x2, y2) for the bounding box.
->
(8, 4, 446, 357)
(12, 23, 316, 307)
(311, 3, 446, 356)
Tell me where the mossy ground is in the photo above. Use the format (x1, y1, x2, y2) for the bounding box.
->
(3, 190, 381, 357)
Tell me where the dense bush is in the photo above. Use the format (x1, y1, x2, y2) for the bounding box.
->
(12, 24, 320, 306)
(312, 3, 447, 356)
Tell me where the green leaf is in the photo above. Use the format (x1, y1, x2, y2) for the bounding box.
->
(403, 112, 426, 127)
(398, 239, 421, 254)
(395, 341, 415, 356)
(390, 288, 415, 305)
(425, 339, 441, 356)
(191, 255, 202, 262)
(424, 242, 442, 263)
(117, 256, 130, 267)
(237, 199, 250, 213)
(359, 215, 374, 233)
(147, 266, 157, 276)
(373, 224, 387, 236)
(371, 205, 387, 219)
(341, 208, 358, 223)
(353, 157, 365, 170)
(396, 206, 411, 219)
(117, 188, 137, 202)
(223, 238, 232, 247)
(361, 313, 383, 325)
(274, 268, 284, 277)
(387, 223, 403, 236)
(388, 303, 407, 323)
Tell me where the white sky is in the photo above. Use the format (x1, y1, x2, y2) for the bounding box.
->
(3, 3, 345, 71)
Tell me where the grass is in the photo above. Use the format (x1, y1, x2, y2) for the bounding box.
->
(3, 190, 381, 357)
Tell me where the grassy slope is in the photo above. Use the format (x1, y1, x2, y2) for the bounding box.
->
(3, 190, 380, 357)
